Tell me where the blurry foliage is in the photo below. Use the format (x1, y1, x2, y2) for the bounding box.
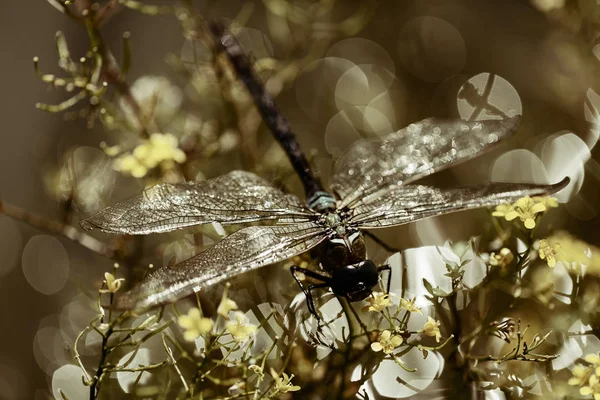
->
(19, 0, 600, 399)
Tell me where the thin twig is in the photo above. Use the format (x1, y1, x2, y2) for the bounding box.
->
(0, 201, 116, 258)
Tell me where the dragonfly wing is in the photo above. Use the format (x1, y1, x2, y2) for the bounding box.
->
(115, 221, 329, 309)
(349, 178, 569, 229)
(80, 170, 316, 234)
(331, 117, 520, 209)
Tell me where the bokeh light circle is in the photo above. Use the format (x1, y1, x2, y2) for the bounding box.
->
(117, 349, 154, 392)
(59, 146, 115, 213)
(59, 293, 98, 346)
(295, 57, 356, 121)
(368, 347, 444, 397)
(324, 107, 392, 158)
(539, 132, 590, 202)
(583, 88, 600, 149)
(52, 364, 87, 399)
(334, 64, 395, 110)
(398, 16, 466, 83)
(457, 73, 522, 120)
(33, 322, 71, 376)
(22, 235, 69, 295)
(327, 38, 395, 75)
(490, 149, 548, 184)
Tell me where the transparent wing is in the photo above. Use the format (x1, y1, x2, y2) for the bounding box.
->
(348, 178, 569, 229)
(331, 117, 520, 209)
(115, 222, 329, 309)
(80, 170, 316, 234)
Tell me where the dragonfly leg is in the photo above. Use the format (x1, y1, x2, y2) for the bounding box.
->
(377, 265, 392, 295)
(364, 231, 401, 253)
(290, 266, 331, 320)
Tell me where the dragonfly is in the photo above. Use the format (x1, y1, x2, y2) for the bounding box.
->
(80, 25, 569, 317)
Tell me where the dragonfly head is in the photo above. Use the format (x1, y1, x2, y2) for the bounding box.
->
(331, 260, 379, 302)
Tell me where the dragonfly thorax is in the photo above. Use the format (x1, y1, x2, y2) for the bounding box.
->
(330, 260, 378, 302)
(307, 191, 336, 213)
(316, 228, 366, 272)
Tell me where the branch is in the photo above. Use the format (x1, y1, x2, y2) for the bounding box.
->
(0, 201, 116, 258)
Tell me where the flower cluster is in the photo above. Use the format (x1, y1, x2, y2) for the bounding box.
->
(178, 308, 214, 341)
(362, 292, 391, 312)
(226, 312, 258, 343)
(492, 196, 558, 229)
(176, 287, 258, 343)
(109, 133, 186, 178)
(371, 330, 403, 354)
(546, 231, 600, 273)
(489, 248, 514, 269)
(400, 297, 423, 314)
(569, 354, 600, 399)
(538, 238, 562, 268)
(422, 317, 442, 342)
(217, 284, 239, 318)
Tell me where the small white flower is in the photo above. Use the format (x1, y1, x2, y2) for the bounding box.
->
(400, 297, 423, 314)
(226, 312, 257, 343)
(270, 368, 301, 393)
(217, 285, 238, 319)
(177, 308, 213, 341)
(422, 317, 442, 342)
(99, 272, 124, 294)
(370, 330, 403, 354)
(361, 292, 391, 313)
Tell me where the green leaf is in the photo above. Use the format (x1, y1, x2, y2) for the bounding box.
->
(423, 279, 434, 295)
(422, 278, 451, 297)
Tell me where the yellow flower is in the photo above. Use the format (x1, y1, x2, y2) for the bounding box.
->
(113, 154, 148, 178)
(111, 133, 186, 178)
(270, 369, 301, 393)
(549, 231, 594, 272)
(400, 297, 423, 314)
(569, 364, 592, 386)
(580, 374, 600, 399)
(226, 312, 258, 343)
(585, 354, 600, 376)
(513, 196, 547, 229)
(422, 317, 442, 342)
(249, 365, 264, 380)
(177, 308, 213, 341)
(533, 196, 559, 209)
(100, 142, 121, 156)
(493, 196, 555, 229)
(217, 285, 238, 319)
(361, 292, 391, 313)
(539, 239, 561, 268)
(99, 272, 124, 294)
(492, 203, 518, 220)
(489, 248, 514, 268)
(370, 330, 403, 354)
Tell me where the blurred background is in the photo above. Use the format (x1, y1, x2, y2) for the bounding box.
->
(1, 0, 600, 398)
